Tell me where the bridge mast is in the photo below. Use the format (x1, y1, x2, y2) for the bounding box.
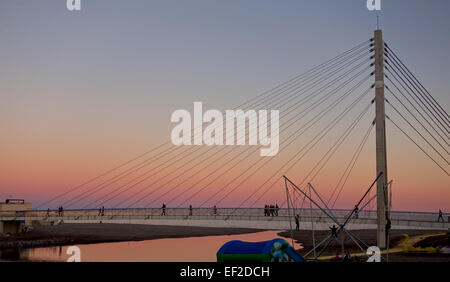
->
(374, 29, 389, 249)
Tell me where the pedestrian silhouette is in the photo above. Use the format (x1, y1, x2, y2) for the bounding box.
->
(295, 214, 300, 231)
(330, 225, 338, 238)
(438, 209, 444, 222)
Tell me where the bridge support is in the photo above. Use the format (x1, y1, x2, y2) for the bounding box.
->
(374, 29, 389, 249)
(0, 220, 23, 235)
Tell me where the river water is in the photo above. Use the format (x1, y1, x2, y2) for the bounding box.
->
(2, 230, 301, 262)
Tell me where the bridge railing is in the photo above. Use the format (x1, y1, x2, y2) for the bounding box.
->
(1, 207, 448, 223)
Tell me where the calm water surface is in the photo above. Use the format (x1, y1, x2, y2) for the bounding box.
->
(14, 230, 300, 262)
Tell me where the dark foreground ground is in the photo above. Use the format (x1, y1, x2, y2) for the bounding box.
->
(278, 229, 438, 250)
(1, 224, 448, 262)
(278, 229, 450, 262)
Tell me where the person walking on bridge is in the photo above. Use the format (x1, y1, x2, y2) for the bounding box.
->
(295, 214, 300, 231)
(386, 218, 391, 247)
(58, 206, 64, 216)
(330, 225, 338, 238)
(438, 209, 444, 222)
(161, 203, 166, 216)
(354, 206, 359, 219)
(189, 205, 193, 216)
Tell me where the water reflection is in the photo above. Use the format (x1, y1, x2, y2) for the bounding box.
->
(16, 230, 300, 262)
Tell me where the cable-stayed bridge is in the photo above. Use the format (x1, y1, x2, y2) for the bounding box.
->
(2, 30, 449, 247)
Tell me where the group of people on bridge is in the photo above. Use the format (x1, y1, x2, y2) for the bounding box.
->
(44, 207, 64, 217)
(98, 206, 105, 216)
(264, 204, 279, 217)
(56, 206, 64, 216)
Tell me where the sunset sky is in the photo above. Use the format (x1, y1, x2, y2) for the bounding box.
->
(0, 0, 448, 212)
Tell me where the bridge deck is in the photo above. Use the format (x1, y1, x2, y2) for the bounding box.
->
(1, 208, 448, 230)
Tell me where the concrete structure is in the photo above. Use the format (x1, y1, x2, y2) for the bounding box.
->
(374, 29, 389, 249)
(0, 221, 23, 234)
(0, 201, 32, 212)
(0, 200, 32, 235)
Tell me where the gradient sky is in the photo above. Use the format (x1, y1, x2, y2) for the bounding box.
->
(0, 0, 449, 211)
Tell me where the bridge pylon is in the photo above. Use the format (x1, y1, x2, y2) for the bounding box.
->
(374, 29, 389, 249)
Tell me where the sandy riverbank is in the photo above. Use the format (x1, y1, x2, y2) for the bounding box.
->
(0, 223, 263, 250)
